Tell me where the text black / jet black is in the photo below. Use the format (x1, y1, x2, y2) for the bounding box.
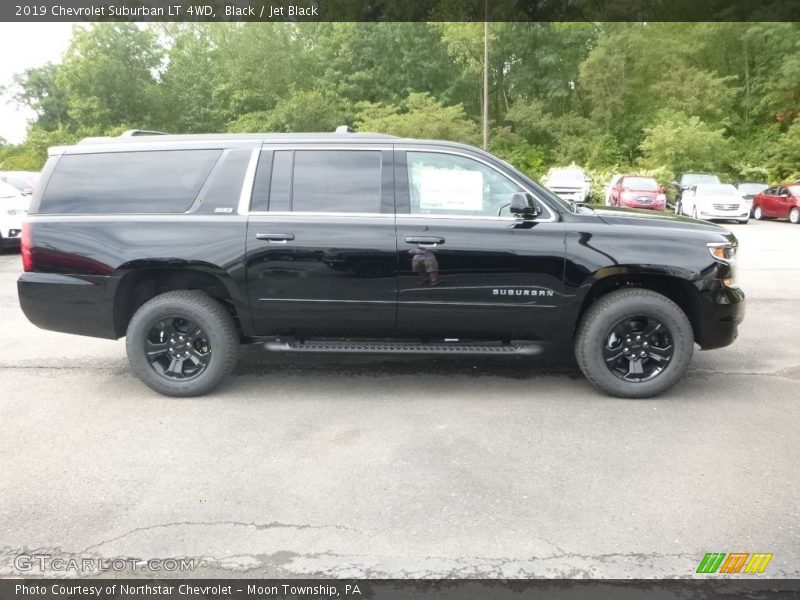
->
(17, 130, 745, 398)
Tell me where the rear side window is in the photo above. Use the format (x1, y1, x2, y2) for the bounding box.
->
(291, 150, 381, 213)
(41, 150, 221, 214)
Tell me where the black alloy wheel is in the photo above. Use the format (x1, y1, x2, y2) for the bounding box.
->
(145, 316, 212, 381)
(602, 315, 673, 382)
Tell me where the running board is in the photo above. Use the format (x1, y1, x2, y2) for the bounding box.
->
(263, 340, 543, 356)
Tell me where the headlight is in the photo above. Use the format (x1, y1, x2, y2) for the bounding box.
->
(708, 242, 737, 262)
(708, 242, 737, 286)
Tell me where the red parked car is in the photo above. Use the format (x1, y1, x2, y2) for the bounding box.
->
(752, 183, 800, 224)
(609, 175, 667, 211)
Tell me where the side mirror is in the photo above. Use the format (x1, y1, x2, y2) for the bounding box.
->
(510, 192, 539, 218)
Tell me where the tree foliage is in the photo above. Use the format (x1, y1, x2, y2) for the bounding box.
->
(3, 22, 800, 183)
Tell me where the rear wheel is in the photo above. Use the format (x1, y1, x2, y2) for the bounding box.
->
(790, 207, 800, 224)
(754, 205, 763, 220)
(126, 290, 239, 397)
(575, 288, 694, 398)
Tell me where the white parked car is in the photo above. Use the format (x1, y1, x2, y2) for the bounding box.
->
(542, 167, 591, 203)
(0, 180, 30, 251)
(679, 183, 750, 224)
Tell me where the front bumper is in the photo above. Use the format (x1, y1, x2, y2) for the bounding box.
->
(697, 285, 745, 350)
(699, 207, 749, 220)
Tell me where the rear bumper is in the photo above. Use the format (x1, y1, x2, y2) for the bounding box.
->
(697, 285, 745, 350)
(17, 272, 119, 339)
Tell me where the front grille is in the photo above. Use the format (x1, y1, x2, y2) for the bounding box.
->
(712, 203, 740, 211)
(635, 196, 654, 204)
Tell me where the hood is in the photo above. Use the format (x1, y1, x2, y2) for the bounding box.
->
(589, 205, 732, 235)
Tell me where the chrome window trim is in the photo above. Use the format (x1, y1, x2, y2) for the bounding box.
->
(400, 147, 558, 223)
(249, 211, 392, 218)
(237, 148, 261, 215)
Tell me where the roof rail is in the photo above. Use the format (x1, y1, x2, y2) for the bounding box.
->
(335, 125, 355, 133)
(120, 129, 168, 137)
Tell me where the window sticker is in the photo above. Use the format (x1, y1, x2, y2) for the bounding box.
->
(417, 168, 483, 211)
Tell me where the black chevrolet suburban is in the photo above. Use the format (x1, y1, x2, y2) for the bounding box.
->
(17, 131, 745, 398)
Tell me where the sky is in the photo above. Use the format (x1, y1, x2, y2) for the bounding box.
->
(0, 23, 76, 144)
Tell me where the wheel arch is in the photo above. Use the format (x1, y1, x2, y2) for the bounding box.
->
(113, 266, 249, 339)
(574, 270, 703, 344)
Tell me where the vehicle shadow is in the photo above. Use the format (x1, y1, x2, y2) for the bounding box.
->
(236, 345, 582, 380)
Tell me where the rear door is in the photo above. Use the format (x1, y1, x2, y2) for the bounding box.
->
(393, 147, 566, 340)
(245, 144, 397, 337)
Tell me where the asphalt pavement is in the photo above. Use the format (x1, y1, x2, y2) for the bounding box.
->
(0, 219, 798, 579)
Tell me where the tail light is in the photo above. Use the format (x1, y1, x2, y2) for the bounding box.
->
(21, 222, 33, 272)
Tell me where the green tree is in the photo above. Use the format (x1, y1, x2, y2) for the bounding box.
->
(356, 92, 480, 145)
(639, 111, 731, 174)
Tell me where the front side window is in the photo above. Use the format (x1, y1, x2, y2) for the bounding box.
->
(407, 151, 524, 217)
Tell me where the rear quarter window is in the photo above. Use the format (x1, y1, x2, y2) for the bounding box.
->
(40, 149, 222, 214)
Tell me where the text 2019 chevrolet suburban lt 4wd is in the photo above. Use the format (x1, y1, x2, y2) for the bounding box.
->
(17, 131, 745, 398)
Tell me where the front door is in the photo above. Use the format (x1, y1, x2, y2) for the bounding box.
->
(394, 149, 566, 340)
(245, 146, 397, 337)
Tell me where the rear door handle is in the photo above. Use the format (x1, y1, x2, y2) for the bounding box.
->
(255, 233, 295, 243)
(404, 236, 445, 246)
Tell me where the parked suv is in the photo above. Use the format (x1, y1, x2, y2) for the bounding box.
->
(18, 131, 745, 398)
(670, 173, 721, 214)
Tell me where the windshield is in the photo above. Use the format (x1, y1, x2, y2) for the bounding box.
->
(623, 177, 659, 190)
(0, 181, 21, 198)
(683, 174, 720, 186)
(738, 183, 767, 195)
(548, 170, 585, 186)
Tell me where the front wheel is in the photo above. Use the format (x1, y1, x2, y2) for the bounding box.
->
(790, 207, 800, 224)
(575, 288, 694, 398)
(753, 205, 763, 220)
(126, 290, 240, 397)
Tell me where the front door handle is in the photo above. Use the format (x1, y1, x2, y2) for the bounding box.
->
(255, 233, 295, 243)
(404, 236, 445, 246)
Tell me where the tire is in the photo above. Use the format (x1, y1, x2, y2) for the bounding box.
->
(790, 207, 800, 224)
(753, 205, 763, 220)
(126, 290, 239, 397)
(575, 288, 694, 398)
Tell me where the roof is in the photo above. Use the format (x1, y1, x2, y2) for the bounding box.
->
(76, 132, 398, 145)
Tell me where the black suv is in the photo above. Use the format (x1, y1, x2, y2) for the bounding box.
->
(18, 131, 744, 398)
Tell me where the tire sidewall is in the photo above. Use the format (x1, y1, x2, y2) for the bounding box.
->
(790, 207, 799, 224)
(126, 294, 235, 396)
(754, 205, 763, 220)
(576, 292, 694, 398)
